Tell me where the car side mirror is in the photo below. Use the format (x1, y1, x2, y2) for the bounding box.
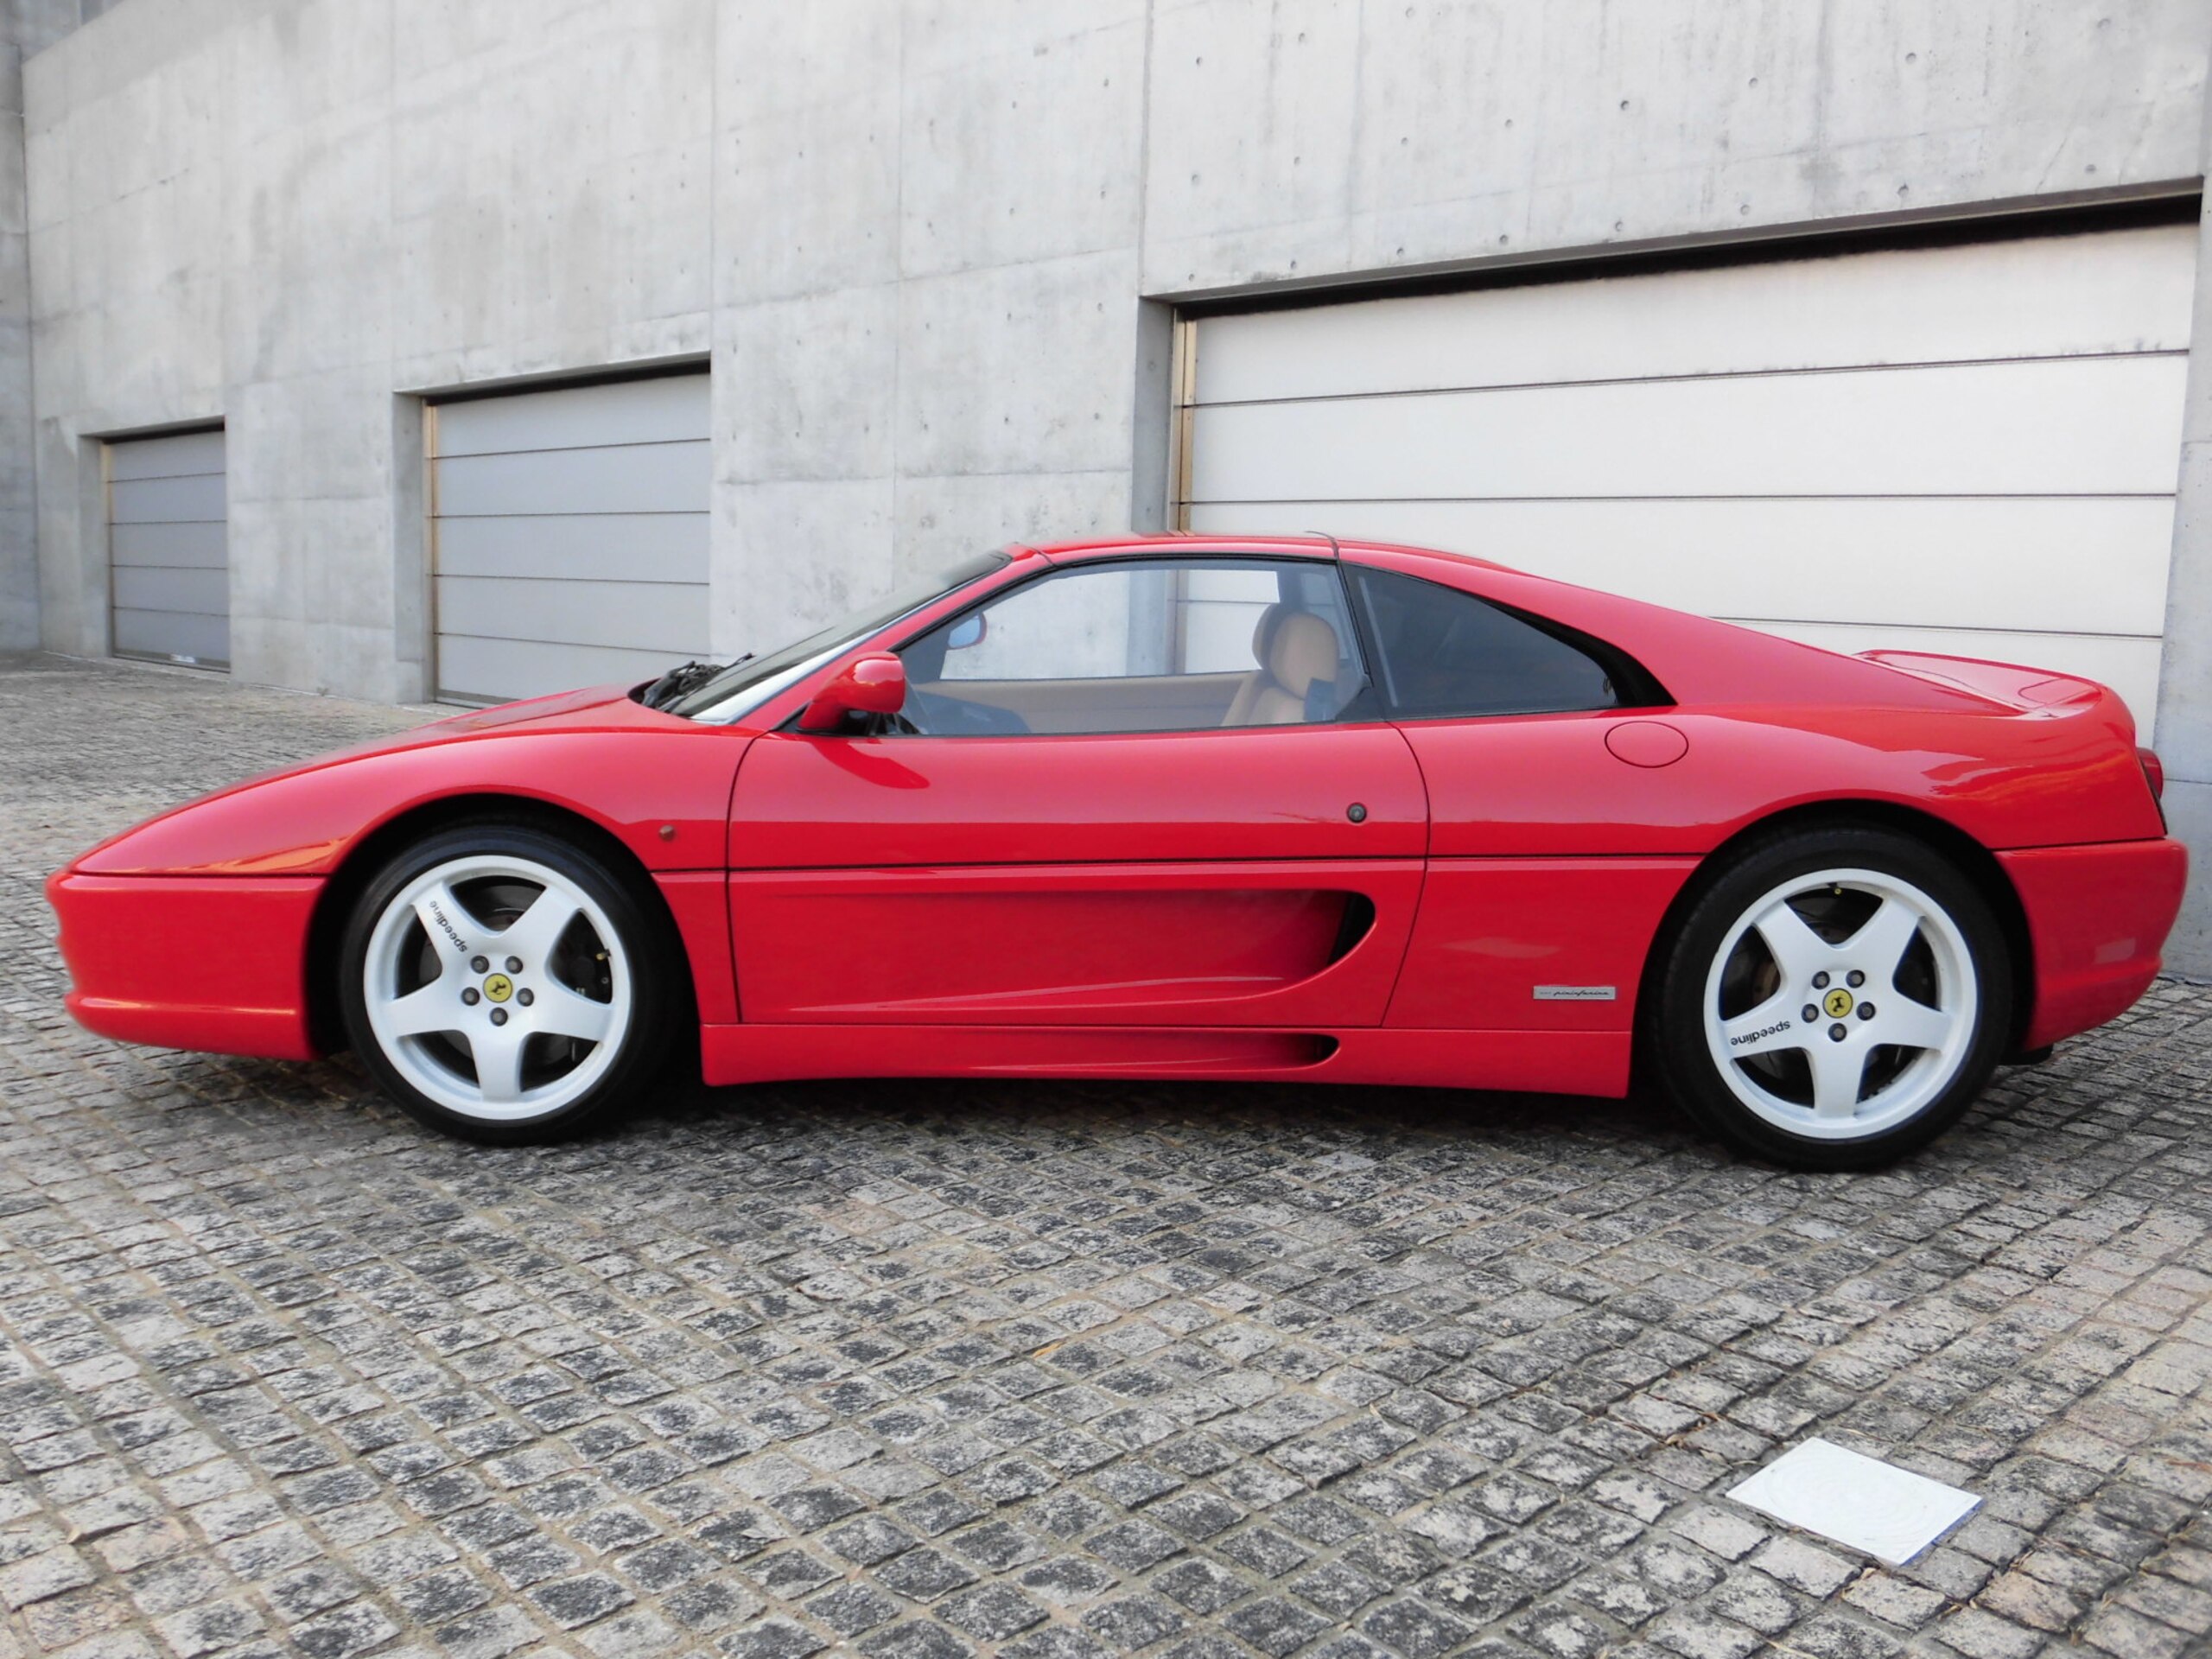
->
(798, 654, 907, 733)
(945, 613, 987, 650)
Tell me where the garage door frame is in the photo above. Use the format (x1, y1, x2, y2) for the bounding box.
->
(421, 360, 712, 707)
(1165, 193, 2202, 524)
(105, 421, 229, 673)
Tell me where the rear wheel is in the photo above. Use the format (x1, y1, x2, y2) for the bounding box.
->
(1648, 825, 2012, 1169)
(338, 824, 674, 1142)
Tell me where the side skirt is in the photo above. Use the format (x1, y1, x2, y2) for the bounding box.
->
(698, 1023, 1631, 1097)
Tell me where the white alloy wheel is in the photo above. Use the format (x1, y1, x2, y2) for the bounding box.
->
(1700, 867, 1978, 1141)
(359, 853, 633, 1124)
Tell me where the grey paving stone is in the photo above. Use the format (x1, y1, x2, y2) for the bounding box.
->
(715, 1618, 825, 1659)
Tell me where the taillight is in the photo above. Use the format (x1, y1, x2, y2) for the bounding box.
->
(2139, 746, 2164, 801)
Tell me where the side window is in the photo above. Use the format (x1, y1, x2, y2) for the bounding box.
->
(897, 558, 1367, 735)
(1351, 566, 1622, 719)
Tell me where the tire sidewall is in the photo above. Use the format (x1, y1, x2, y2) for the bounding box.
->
(1649, 826, 2013, 1170)
(338, 823, 674, 1143)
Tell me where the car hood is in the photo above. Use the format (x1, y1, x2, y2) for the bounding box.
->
(313, 682, 653, 761)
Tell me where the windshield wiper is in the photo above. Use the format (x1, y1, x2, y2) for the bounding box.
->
(643, 657, 746, 709)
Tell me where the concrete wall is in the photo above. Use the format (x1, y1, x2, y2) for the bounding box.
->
(22, 0, 2212, 962)
(0, 0, 86, 646)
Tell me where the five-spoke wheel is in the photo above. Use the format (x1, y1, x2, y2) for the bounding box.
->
(340, 823, 676, 1141)
(1649, 825, 2011, 1168)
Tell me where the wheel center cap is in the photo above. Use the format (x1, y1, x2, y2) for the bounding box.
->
(482, 973, 514, 1004)
(1822, 987, 1855, 1020)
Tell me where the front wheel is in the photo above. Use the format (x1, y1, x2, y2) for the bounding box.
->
(338, 824, 676, 1142)
(1647, 826, 2012, 1170)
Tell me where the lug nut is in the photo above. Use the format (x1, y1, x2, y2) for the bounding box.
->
(1847, 969, 1866, 988)
(471, 956, 489, 973)
(1858, 1002, 1876, 1020)
(505, 957, 523, 973)
(1801, 1004, 1819, 1023)
(461, 987, 480, 1006)
(1812, 971, 1830, 989)
(1828, 1023, 1847, 1041)
(489, 1007, 508, 1027)
(518, 988, 534, 1007)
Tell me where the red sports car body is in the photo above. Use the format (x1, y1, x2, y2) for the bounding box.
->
(49, 536, 2184, 1166)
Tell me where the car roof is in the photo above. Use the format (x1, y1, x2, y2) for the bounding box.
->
(1020, 532, 1510, 571)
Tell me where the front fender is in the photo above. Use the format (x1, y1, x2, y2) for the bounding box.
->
(69, 726, 751, 880)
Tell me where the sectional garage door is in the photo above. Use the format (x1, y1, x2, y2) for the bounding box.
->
(430, 372, 710, 704)
(109, 428, 227, 670)
(1179, 221, 2196, 735)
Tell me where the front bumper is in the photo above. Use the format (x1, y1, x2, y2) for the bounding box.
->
(47, 870, 325, 1060)
(1999, 837, 2188, 1052)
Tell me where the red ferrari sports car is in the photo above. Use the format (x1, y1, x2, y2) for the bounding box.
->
(49, 535, 2183, 1168)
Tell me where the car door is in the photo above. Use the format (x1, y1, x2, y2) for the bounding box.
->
(1338, 557, 1704, 1034)
(726, 554, 1429, 1027)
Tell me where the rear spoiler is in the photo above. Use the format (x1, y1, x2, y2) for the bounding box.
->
(1857, 650, 2108, 714)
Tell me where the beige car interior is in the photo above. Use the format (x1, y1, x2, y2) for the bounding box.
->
(911, 603, 1356, 735)
(1220, 604, 1340, 726)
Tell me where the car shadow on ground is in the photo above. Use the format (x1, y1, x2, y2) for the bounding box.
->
(208, 1046, 1717, 1166)
(187, 1039, 2093, 1177)
(606, 1070, 1721, 1165)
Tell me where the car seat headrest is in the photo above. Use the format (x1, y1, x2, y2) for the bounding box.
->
(1268, 611, 1339, 701)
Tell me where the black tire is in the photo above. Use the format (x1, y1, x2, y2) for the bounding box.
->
(1644, 823, 2013, 1171)
(337, 823, 680, 1144)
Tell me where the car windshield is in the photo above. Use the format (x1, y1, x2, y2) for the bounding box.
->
(660, 551, 1011, 724)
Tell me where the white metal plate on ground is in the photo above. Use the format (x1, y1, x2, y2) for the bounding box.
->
(1184, 221, 2196, 737)
(1726, 1438, 1980, 1566)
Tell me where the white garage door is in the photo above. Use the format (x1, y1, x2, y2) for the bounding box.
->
(1180, 222, 2196, 735)
(109, 428, 227, 671)
(430, 372, 710, 704)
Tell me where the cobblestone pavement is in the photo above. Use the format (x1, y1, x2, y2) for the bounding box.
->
(3, 652, 2210, 1659)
